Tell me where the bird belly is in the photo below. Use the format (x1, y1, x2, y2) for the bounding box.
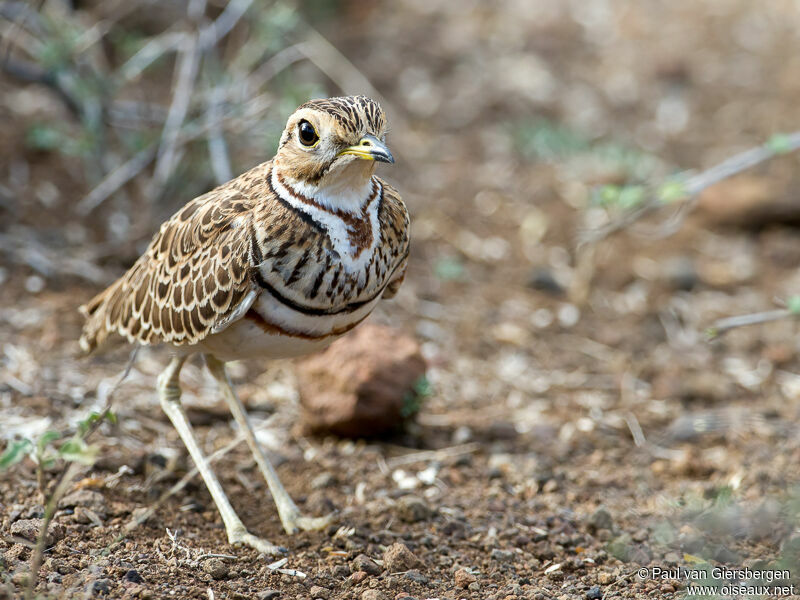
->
(196, 318, 337, 361)
(196, 290, 380, 362)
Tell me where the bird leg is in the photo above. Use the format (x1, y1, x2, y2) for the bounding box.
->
(204, 354, 333, 535)
(157, 356, 284, 555)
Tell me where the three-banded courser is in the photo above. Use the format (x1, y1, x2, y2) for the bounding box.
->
(79, 96, 409, 554)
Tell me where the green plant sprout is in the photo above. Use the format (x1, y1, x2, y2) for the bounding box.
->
(401, 375, 433, 419)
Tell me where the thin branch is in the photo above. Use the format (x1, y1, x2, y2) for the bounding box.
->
(205, 81, 232, 184)
(117, 0, 252, 84)
(298, 26, 406, 143)
(707, 309, 794, 338)
(197, 0, 253, 49)
(76, 145, 158, 215)
(241, 44, 305, 96)
(580, 131, 800, 246)
(117, 30, 185, 83)
(77, 88, 275, 215)
(150, 29, 203, 198)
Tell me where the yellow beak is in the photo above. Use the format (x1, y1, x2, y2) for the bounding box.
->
(338, 134, 395, 164)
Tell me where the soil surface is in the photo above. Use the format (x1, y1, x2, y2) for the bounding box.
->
(3, 2, 800, 599)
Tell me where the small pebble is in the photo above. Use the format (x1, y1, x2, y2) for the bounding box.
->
(352, 554, 382, 575)
(59, 490, 107, 515)
(383, 543, 422, 572)
(598, 572, 614, 585)
(454, 568, 476, 589)
(490, 548, 515, 562)
(557, 304, 580, 328)
(309, 585, 330, 599)
(528, 267, 565, 296)
(257, 591, 280, 600)
(10, 519, 65, 545)
(403, 569, 428, 584)
(588, 506, 614, 532)
(25, 275, 45, 294)
(91, 579, 110, 596)
(361, 591, 384, 600)
(396, 495, 431, 523)
(586, 586, 602, 599)
(203, 558, 229, 580)
(122, 569, 144, 584)
(350, 571, 368, 584)
(311, 472, 336, 489)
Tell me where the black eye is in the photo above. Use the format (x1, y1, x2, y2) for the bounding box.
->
(298, 120, 319, 146)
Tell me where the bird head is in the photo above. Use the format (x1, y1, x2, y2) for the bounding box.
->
(274, 96, 394, 192)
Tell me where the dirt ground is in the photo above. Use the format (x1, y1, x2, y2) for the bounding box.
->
(3, 1, 800, 599)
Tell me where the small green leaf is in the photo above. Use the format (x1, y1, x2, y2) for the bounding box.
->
(77, 412, 104, 436)
(401, 376, 432, 419)
(767, 133, 793, 155)
(658, 180, 689, 203)
(58, 438, 99, 466)
(36, 430, 61, 455)
(413, 375, 433, 398)
(594, 185, 621, 206)
(26, 124, 64, 151)
(787, 296, 800, 314)
(0, 439, 33, 470)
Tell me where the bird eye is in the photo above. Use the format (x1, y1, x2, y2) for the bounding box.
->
(298, 120, 319, 146)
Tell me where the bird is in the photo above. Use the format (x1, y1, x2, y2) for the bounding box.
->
(78, 95, 409, 555)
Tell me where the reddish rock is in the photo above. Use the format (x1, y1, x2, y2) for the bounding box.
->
(296, 324, 427, 437)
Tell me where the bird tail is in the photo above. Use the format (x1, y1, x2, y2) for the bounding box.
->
(78, 280, 123, 354)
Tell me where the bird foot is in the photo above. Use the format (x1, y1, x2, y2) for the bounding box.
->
(229, 530, 287, 556)
(279, 510, 335, 535)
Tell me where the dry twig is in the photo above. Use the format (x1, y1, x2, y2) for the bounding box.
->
(580, 131, 800, 246)
(707, 308, 795, 338)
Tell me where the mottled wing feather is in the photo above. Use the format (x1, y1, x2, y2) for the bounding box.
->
(378, 181, 410, 299)
(79, 187, 258, 352)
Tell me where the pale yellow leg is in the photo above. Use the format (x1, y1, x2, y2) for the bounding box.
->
(157, 356, 284, 555)
(205, 354, 333, 534)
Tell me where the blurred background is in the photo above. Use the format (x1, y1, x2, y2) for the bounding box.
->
(2, 0, 800, 598)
